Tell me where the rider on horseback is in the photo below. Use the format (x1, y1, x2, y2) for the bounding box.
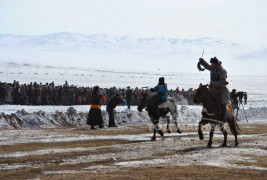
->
(199, 57, 230, 122)
(150, 77, 168, 118)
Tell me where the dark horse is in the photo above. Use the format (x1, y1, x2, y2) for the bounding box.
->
(194, 84, 240, 147)
(137, 89, 181, 141)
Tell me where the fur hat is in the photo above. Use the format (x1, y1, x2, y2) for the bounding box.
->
(210, 57, 221, 64)
(158, 77, 165, 85)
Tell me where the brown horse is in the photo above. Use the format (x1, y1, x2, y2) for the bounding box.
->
(194, 84, 240, 147)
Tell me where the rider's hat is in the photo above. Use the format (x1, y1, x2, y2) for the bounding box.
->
(158, 77, 165, 85)
(210, 57, 221, 64)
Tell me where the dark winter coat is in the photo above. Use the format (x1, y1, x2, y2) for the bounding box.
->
(0, 84, 7, 98)
(126, 89, 132, 101)
(106, 94, 123, 111)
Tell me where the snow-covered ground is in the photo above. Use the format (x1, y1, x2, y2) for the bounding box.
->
(0, 105, 266, 130)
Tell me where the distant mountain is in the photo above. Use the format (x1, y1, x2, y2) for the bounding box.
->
(0, 32, 266, 74)
(0, 32, 259, 56)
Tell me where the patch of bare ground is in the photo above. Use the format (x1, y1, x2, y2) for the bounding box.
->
(233, 154, 267, 168)
(0, 139, 130, 154)
(62, 125, 151, 135)
(38, 165, 267, 180)
(0, 146, 123, 164)
(0, 124, 266, 179)
(237, 124, 267, 134)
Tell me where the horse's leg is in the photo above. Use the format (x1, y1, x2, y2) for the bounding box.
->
(151, 123, 157, 141)
(230, 117, 239, 147)
(219, 124, 227, 147)
(226, 103, 239, 146)
(166, 118, 171, 133)
(198, 122, 204, 140)
(207, 124, 215, 148)
(156, 124, 164, 139)
(174, 122, 182, 134)
(169, 102, 181, 134)
(225, 104, 240, 146)
(234, 130, 239, 147)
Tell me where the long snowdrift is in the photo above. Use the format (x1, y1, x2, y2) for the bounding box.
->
(0, 105, 266, 129)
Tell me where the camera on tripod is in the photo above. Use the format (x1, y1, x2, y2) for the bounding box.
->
(236, 91, 247, 105)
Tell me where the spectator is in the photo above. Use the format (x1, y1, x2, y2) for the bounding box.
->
(86, 86, 104, 129)
(0, 83, 7, 104)
(106, 94, 123, 127)
(126, 86, 133, 109)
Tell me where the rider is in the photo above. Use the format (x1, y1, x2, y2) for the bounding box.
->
(150, 77, 168, 118)
(199, 57, 229, 122)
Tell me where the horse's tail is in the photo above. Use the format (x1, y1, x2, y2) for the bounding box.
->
(226, 104, 241, 135)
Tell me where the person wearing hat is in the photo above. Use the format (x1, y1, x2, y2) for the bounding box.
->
(198, 57, 229, 122)
(87, 86, 104, 129)
(150, 77, 168, 117)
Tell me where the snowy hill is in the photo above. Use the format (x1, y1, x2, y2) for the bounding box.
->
(0, 32, 266, 74)
(0, 32, 256, 55)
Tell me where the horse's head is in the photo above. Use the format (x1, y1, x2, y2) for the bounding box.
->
(194, 83, 209, 104)
(137, 90, 148, 112)
(137, 88, 157, 112)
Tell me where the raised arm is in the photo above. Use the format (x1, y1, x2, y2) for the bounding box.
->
(199, 58, 212, 71)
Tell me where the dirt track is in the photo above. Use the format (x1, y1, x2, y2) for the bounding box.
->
(0, 124, 266, 179)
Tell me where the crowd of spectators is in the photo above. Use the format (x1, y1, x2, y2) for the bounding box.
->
(0, 80, 196, 106)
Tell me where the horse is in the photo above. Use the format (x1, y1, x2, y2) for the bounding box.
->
(194, 84, 240, 147)
(137, 89, 181, 141)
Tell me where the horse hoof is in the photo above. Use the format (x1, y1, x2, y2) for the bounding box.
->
(207, 144, 212, 148)
(207, 142, 212, 148)
(235, 142, 239, 147)
(198, 131, 204, 140)
(158, 130, 164, 137)
(221, 143, 227, 147)
(151, 137, 156, 141)
(167, 129, 171, 134)
(177, 129, 182, 134)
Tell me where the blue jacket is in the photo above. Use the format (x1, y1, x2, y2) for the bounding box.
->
(152, 83, 168, 101)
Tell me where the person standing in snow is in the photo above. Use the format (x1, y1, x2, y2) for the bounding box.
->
(126, 86, 133, 109)
(106, 93, 123, 127)
(87, 86, 104, 129)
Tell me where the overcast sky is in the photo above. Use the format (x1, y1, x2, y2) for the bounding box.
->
(0, 0, 266, 46)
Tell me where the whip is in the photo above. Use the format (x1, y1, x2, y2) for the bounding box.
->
(197, 50, 205, 71)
